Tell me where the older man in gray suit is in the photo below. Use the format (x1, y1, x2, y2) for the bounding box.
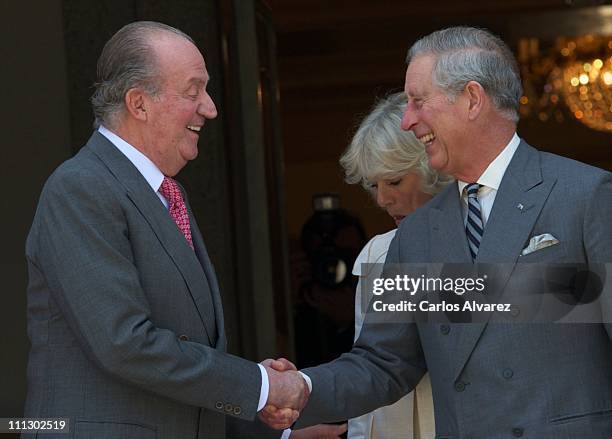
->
(24, 21, 310, 439)
(262, 27, 612, 438)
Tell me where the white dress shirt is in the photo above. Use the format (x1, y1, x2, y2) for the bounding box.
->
(98, 126, 168, 207)
(457, 133, 520, 226)
(98, 126, 271, 417)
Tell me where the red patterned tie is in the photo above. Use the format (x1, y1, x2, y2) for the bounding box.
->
(158, 176, 194, 250)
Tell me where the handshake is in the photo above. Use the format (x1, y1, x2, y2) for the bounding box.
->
(259, 358, 309, 430)
(259, 359, 348, 438)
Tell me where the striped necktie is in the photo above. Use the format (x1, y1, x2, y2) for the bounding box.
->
(465, 183, 483, 260)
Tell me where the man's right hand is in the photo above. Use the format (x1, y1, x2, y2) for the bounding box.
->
(258, 358, 310, 429)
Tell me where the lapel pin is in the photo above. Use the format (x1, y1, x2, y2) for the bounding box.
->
(516, 203, 524, 211)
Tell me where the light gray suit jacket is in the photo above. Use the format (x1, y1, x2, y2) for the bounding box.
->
(298, 141, 612, 438)
(24, 132, 279, 438)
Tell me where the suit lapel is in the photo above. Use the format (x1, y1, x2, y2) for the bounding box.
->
(428, 186, 481, 377)
(476, 141, 555, 263)
(429, 185, 472, 263)
(452, 141, 557, 380)
(184, 198, 226, 350)
(87, 132, 217, 345)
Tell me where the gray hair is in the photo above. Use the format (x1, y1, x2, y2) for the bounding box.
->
(91, 21, 194, 129)
(340, 92, 452, 195)
(406, 26, 522, 122)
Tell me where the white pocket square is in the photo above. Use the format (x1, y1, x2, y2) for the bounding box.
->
(520, 233, 559, 256)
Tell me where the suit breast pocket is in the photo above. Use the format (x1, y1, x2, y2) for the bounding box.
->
(518, 242, 567, 263)
(74, 420, 156, 439)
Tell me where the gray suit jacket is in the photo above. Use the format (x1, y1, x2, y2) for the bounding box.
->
(24, 132, 279, 438)
(298, 141, 612, 438)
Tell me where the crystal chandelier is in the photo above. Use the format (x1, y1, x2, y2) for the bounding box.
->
(518, 34, 612, 132)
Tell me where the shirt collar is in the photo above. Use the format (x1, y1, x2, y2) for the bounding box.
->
(457, 132, 520, 196)
(98, 125, 165, 193)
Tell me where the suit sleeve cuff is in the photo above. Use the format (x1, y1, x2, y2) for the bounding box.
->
(257, 363, 269, 412)
(299, 371, 312, 393)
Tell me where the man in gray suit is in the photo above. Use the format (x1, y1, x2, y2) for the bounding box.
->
(24, 21, 308, 438)
(262, 26, 612, 437)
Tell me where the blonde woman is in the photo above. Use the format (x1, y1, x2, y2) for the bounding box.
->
(339, 92, 452, 439)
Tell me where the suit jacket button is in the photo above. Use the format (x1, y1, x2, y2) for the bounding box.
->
(454, 381, 466, 392)
(440, 324, 450, 335)
(512, 427, 524, 437)
(233, 406, 242, 415)
(225, 403, 233, 412)
(215, 401, 223, 410)
(179, 334, 189, 341)
(503, 368, 514, 379)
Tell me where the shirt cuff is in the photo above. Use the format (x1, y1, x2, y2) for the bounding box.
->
(257, 363, 269, 412)
(281, 429, 292, 439)
(299, 371, 312, 393)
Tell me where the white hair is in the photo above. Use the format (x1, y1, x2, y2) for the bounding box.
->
(340, 92, 453, 195)
(407, 26, 522, 123)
